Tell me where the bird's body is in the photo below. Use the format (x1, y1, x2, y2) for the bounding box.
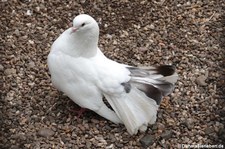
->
(48, 38, 129, 124)
(48, 14, 178, 134)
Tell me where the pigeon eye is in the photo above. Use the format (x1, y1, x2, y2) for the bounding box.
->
(81, 23, 85, 27)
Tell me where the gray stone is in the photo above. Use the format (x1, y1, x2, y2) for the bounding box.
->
(196, 75, 207, 86)
(140, 134, 155, 147)
(28, 61, 35, 67)
(205, 127, 214, 134)
(0, 64, 4, 71)
(4, 68, 16, 75)
(161, 130, 173, 139)
(37, 128, 54, 138)
(184, 118, 194, 129)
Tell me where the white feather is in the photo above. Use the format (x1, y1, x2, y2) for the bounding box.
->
(104, 87, 158, 135)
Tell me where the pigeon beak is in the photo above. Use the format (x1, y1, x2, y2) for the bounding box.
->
(70, 27, 78, 34)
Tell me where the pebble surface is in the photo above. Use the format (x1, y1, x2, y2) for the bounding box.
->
(1, 0, 224, 148)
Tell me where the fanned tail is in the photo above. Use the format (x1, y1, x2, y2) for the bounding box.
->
(104, 65, 178, 135)
(104, 87, 158, 135)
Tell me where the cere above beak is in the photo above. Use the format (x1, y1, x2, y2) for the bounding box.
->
(70, 27, 78, 34)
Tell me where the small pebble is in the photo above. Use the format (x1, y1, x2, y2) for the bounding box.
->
(4, 68, 16, 75)
(184, 118, 194, 129)
(205, 127, 215, 135)
(161, 130, 173, 139)
(140, 134, 155, 147)
(196, 75, 207, 86)
(37, 128, 54, 138)
(0, 64, 4, 71)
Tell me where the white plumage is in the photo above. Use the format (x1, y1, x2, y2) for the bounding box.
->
(47, 14, 178, 135)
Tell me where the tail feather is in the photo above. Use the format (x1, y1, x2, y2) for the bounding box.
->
(104, 65, 178, 135)
(131, 77, 174, 95)
(104, 87, 158, 135)
(158, 72, 178, 84)
(128, 65, 178, 83)
(127, 65, 178, 104)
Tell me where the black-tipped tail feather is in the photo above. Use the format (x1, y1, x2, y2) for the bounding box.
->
(156, 65, 176, 76)
(128, 65, 176, 77)
(126, 65, 178, 105)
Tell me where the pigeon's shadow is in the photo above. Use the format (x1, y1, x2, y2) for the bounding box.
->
(51, 91, 105, 123)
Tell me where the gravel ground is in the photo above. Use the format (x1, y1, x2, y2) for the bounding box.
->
(1, 0, 224, 148)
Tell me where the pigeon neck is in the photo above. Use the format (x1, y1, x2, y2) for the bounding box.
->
(70, 31, 99, 58)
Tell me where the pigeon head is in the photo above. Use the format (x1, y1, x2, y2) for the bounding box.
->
(70, 14, 99, 36)
(64, 14, 99, 57)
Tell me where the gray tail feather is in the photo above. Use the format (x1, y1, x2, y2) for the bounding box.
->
(127, 65, 178, 105)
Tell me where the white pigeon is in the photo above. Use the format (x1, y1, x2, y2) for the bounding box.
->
(47, 14, 178, 135)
